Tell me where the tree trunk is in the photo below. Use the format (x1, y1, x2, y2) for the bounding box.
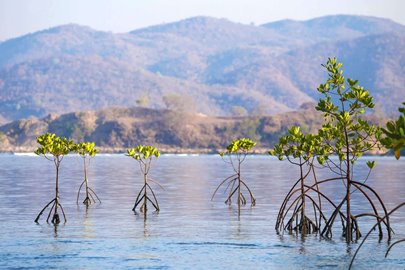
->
(237, 157, 241, 217)
(300, 162, 306, 234)
(53, 158, 60, 224)
(143, 163, 148, 214)
(345, 130, 352, 242)
(84, 158, 89, 204)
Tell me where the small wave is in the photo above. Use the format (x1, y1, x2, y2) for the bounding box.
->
(96, 153, 118, 157)
(12, 152, 37, 156)
(174, 241, 258, 248)
(161, 154, 200, 157)
(273, 244, 294, 248)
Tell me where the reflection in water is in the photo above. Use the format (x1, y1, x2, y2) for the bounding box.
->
(143, 217, 149, 238)
(229, 218, 242, 239)
(83, 206, 95, 239)
(133, 210, 161, 238)
(346, 243, 354, 256)
(0, 155, 404, 269)
(298, 234, 307, 255)
(53, 224, 59, 238)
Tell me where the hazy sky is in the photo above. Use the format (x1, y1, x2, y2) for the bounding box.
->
(1, 0, 404, 41)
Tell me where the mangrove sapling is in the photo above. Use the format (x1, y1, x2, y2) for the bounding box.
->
(34, 133, 74, 224)
(381, 102, 405, 159)
(315, 57, 391, 242)
(74, 142, 100, 206)
(211, 138, 256, 216)
(269, 127, 330, 234)
(126, 145, 163, 215)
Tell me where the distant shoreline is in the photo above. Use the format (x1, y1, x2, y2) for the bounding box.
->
(0, 148, 394, 157)
(0, 147, 269, 155)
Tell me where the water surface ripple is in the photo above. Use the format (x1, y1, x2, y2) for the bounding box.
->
(0, 154, 404, 269)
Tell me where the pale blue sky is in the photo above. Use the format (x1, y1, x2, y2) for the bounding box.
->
(0, 0, 404, 41)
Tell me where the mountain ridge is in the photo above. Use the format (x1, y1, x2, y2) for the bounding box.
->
(0, 15, 404, 124)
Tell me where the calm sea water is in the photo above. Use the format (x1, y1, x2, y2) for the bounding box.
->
(0, 154, 404, 269)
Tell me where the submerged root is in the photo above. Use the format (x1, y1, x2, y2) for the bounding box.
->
(279, 197, 322, 234)
(321, 185, 392, 242)
(132, 183, 160, 213)
(285, 214, 319, 234)
(276, 191, 327, 234)
(83, 197, 91, 206)
(224, 184, 255, 207)
(35, 198, 67, 224)
(77, 180, 101, 206)
(213, 176, 256, 208)
(341, 215, 362, 240)
(349, 202, 405, 269)
(385, 239, 405, 258)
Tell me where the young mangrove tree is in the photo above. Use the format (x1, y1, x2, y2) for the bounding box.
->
(126, 145, 163, 215)
(315, 57, 390, 242)
(212, 138, 256, 216)
(269, 127, 330, 234)
(74, 142, 101, 206)
(34, 133, 74, 224)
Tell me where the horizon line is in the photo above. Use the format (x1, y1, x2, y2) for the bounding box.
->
(1, 13, 402, 43)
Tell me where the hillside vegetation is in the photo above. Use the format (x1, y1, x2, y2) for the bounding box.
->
(0, 106, 325, 152)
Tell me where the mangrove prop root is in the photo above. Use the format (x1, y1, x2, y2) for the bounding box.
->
(322, 197, 347, 239)
(276, 183, 333, 234)
(349, 202, 405, 269)
(133, 182, 160, 213)
(385, 239, 405, 258)
(212, 176, 256, 207)
(76, 180, 101, 206)
(88, 187, 101, 203)
(76, 180, 85, 204)
(275, 163, 329, 235)
(352, 181, 392, 240)
(321, 191, 390, 241)
(285, 214, 318, 234)
(303, 177, 392, 241)
(35, 198, 67, 224)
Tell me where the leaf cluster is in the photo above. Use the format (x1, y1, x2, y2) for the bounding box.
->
(34, 133, 74, 157)
(381, 102, 405, 159)
(269, 126, 329, 164)
(316, 58, 374, 116)
(220, 138, 256, 156)
(315, 57, 381, 163)
(127, 145, 160, 160)
(73, 142, 99, 157)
